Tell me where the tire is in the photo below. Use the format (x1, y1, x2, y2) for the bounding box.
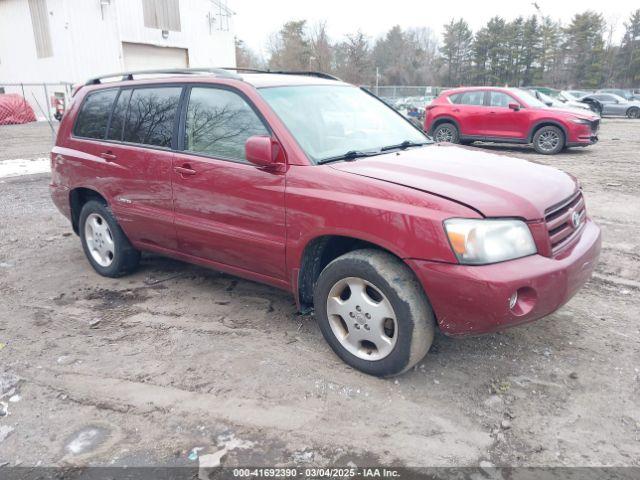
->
(627, 107, 640, 119)
(79, 200, 140, 277)
(432, 122, 460, 144)
(533, 125, 565, 155)
(313, 249, 435, 377)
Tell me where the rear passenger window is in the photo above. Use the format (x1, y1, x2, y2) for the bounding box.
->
(459, 91, 485, 106)
(106, 89, 132, 141)
(184, 87, 269, 162)
(74, 89, 118, 139)
(123, 87, 182, 148)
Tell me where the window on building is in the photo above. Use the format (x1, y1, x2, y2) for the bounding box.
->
(28, 0, 53, 58)
(184, 88, 269, 162)
(142, 0, 181, 32)
(74, 89, 119, 139)
(123, 87, 182, 148)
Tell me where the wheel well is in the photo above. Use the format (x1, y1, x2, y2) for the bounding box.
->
(529, 122, 568, 144)
(297, 235, 400, 312)
(69, 188, 107, 234)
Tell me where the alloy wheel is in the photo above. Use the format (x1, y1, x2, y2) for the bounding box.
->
(435, 126, 454, 142)
(537, 130, 560, 152)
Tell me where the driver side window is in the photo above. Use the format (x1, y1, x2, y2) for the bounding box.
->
(184, 87, 269, 163)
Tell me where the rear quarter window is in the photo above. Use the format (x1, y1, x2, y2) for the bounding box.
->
(73, 89, 118, 139)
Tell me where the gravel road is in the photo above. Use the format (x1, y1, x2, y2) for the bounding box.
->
(0, 119, 638, 469)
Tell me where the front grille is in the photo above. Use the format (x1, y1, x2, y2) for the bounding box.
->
(590, 119, 600, 133)
(545, 190, 586, 253)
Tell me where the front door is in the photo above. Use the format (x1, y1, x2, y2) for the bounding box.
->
(483, 91, 527, 139)
(171, 86, 287, 280)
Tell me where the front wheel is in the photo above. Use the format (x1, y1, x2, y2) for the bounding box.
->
(313, 249, 435, 377)
(432, 122, 460, 144)
(627, 107, 640, 119)
(533, 125, 565, 155)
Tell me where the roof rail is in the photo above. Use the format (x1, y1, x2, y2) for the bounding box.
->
(84, 68, 240, 85)
(220, 67, 341, 81)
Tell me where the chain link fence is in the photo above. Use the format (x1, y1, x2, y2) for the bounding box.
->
(366, 85, 447, 104)
(0, 82, 74, 143)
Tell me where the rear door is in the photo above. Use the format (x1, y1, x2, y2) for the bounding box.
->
(171, 85, 287, 280)
(69, 86, 181, 250)
(483, 91, 528, 139)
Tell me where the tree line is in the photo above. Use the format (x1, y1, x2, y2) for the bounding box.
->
(235, 9, 640, 89)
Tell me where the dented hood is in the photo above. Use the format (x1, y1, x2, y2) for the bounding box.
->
(330, 144, 578, 220)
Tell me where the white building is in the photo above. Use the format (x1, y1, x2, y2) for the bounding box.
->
(0, 0, 236, 119)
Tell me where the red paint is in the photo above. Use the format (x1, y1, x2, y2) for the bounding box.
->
(424, 87, 600, 147)
(50, 75, 601, 337)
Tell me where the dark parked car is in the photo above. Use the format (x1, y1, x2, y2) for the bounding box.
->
(50, 69, 601, 376)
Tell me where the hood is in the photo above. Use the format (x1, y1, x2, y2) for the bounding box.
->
(330, 144, 578, 220)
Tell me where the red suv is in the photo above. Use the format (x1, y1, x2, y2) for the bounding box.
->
(425, 87, 600, 154)
(50, 69, 601, 376)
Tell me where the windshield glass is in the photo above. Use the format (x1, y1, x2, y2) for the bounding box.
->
(510, 88, 547, 108)
(259, 85, 429, 163)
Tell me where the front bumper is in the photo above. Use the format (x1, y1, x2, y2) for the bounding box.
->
(407, 219, 601, 336)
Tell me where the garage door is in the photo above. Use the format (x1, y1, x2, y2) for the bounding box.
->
(122, 42, 188, 70)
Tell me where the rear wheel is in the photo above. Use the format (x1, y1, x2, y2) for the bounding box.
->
(313, 249, 435, 377)
(627, 107, 640, 119)
(432, 122, 460, 144)
(533, 125, 565, 155)
(79, 200, 140, 277)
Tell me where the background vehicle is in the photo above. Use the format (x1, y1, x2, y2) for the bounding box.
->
(583, 93, 640, 118)
(596, 88, 638, 101)
(425, 87, 600, 154)
(527, 89, 593, 113)
(51, 69, 600, 377)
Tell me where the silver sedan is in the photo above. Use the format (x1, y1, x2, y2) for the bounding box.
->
(585, 93, 640, 118)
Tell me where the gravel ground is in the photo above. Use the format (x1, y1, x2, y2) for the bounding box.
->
(0, 119, 639, 469)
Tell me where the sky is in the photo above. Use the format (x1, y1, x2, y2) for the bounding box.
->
(231, 0, 634, 58)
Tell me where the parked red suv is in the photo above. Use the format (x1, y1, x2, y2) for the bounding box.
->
(425, 87, 600, 154)
(50, 69, 601, 376)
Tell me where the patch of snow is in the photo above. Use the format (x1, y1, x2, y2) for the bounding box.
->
(0, 158, 50, 178)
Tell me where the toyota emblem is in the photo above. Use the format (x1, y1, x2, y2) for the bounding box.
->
(571, 211, 582, 228)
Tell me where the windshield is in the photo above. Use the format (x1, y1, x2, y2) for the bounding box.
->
(259, 85, 429, 163)
(510, 88, 548, 108)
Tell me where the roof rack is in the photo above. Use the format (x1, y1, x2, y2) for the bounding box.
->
(221, 67, 342, 81)
(84, 67, 341, 86)
(84, 68, 240, 85)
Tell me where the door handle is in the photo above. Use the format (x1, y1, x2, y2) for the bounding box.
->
(100, 151, 117, 162)
(452, 108, 460, 112)
(174, 165, 197, 176)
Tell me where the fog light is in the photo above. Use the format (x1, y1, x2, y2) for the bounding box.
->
(508, 292, 518, 310)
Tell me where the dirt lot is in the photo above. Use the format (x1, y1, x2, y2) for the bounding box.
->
(0, 120, 639, 470)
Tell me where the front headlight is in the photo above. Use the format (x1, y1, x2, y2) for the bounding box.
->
(444, 218, 537, 265)
(570, 117, 591, 124)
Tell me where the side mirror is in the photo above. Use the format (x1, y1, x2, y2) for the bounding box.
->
(246, 135, 279, 168)
(508, 103, 520, 111)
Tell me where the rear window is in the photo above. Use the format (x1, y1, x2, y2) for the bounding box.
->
(73, 89, 118, 139)
(106, 89, 132, 141)
(123, 87, 182, 148)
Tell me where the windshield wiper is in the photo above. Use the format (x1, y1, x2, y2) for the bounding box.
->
(316, 150, 381, 165)
(380, 140, 431, 152)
